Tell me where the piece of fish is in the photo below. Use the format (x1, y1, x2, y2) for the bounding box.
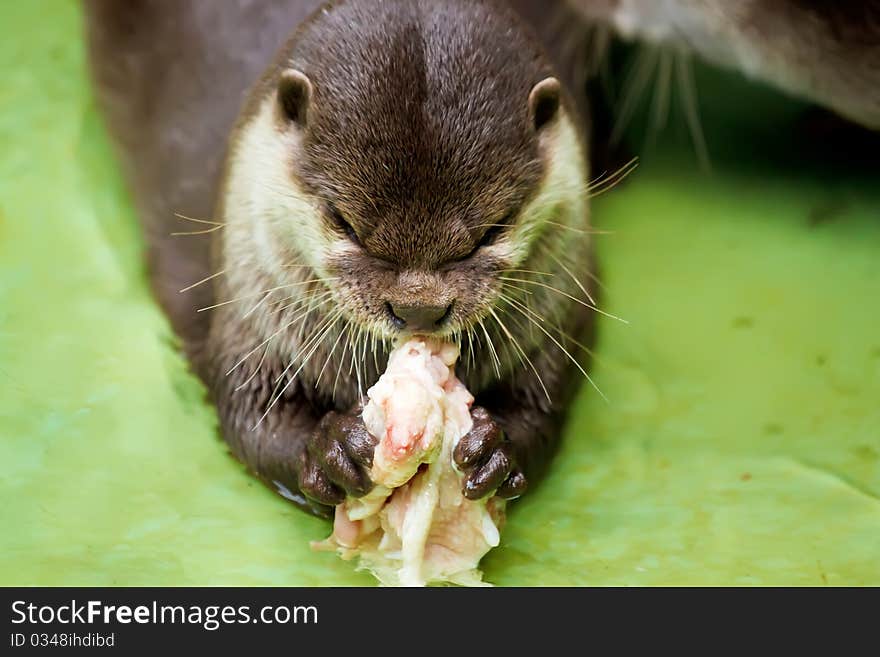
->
(313, 338, 505, 586)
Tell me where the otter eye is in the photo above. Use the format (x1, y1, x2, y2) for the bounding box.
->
(328, 203, 361, 246)
(466, 210, 515, 258)
(477, 223, 504, 248)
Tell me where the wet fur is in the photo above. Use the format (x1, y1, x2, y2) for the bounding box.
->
(210, 0, 596, 511)
(85, 0, 597, 515)
(85, 0, 877, 518)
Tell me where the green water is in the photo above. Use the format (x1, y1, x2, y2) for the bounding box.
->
(1, 1, 877, 585)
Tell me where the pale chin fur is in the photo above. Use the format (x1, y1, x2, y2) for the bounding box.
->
(222, 95, 331, 304)
(216, 93, 347, 388)
(501, 109, 590, 268)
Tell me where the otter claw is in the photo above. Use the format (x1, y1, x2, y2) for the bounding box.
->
(456, 406, 525, 500)
(304, 408, 378, 502)
(497, 468, 528, 500)
(298, 448, 345, 506)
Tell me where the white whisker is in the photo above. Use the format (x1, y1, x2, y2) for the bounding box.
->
(487, 306, 550, 402)
(179, 269, 227, 293)
(500, 277, 628, 324)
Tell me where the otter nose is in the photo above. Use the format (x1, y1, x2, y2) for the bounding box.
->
(387, 302, 453, 332)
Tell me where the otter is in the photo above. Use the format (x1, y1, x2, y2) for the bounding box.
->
(568, 0, 880, 130)
(84, 0, 597, 517)
(84, 0, 878, 522)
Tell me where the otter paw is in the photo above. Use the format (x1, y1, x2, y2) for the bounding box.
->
(304, 407, 378, 502)
(453, 406, 527, 500)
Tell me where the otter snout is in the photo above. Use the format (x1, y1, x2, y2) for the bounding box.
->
(386, 302, 453, 332)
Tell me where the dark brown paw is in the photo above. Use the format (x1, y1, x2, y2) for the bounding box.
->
(453, 406, 527, 501)
(300, 406, 378, 505)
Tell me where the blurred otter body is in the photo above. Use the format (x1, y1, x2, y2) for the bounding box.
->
(85, 0, 596, 515)
(571, 0, 880, 129)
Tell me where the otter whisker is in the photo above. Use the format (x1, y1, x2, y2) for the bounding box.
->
(332, 320, 355, 400)
(344, 321, 363, 394)
(287, 287, 333, 311)
(473, 221, 611, 236)
(455, 327, 466, 373)
(499, 276, 628, 324)
(499, 294, 607, 402)
(371, 329, 380, 381)
(545, 251, 597, 305)
(258, 310, 343, 427)
(300, 287, 337, 337)
(274, 289, 333, 316)
(226, 297, 332, 377)
(457, 328, 466, 373)
(471, 326, 479, 372)
(456, 329, 467, 373)
(471, 321, 483, 355)
(584, 156, 639, 199)
(584, 268, 608, 293)
(351, 324, 361, 387)
(316, 319, 348, 388)
(234, 342, 270, 392)
(499, 291, 597, 361)
(487, 306, 550, 402)
(178, 268, 228, 293)
(333, 321, 368, 398)
(541, 220, 615, 236)
(648, 48, 674, 144)
(354, 324, 367, 396)
(197, 278, 339, 313)
(537, 250, 608, 294)
(588, 24, 613, 79)
(477, 317, 502, 378)
(347, 323, 359, 377)
(170, 226, 224, 236)
(498, 286, 536, 343)
(226, 329, 281, 378)
(675, 52, 711, 172)
(584, 155, 632, 188)
(268, 295, 295, 313)
(611, 45, 658, 146)
(170, 212, 226, 236)
(272, 308, 343, 387)
(498, 295, 597, 371)
(173, 212, 224, 226)
(504, 268, 555, 277)
(242, 291, 272, 319)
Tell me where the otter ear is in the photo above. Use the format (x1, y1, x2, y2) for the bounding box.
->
(528, 77, 561, 132)
(277, 69, 313, 127)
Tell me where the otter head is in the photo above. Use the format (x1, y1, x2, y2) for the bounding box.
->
(221, 0, 589, 354)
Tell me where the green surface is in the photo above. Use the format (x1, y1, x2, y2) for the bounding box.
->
(1, 2, 878, 586)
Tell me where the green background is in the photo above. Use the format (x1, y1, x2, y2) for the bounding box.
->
(1, 1, 877, 585)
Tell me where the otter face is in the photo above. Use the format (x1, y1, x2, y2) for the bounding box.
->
(222, 0, 589, 350)
(285, 71, 576, 340)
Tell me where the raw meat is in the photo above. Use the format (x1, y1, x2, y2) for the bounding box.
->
(313, 338, 505, 586)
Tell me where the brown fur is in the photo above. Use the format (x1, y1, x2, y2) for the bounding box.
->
(83, 0, 324, 361)
(85, 0, 597, 516)
(568, 0, 880, 129)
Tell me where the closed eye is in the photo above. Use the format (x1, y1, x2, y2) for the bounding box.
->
(465, 210, 516, 258)
(327, 202, 361, 246)
(477, 222, 505, 248)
